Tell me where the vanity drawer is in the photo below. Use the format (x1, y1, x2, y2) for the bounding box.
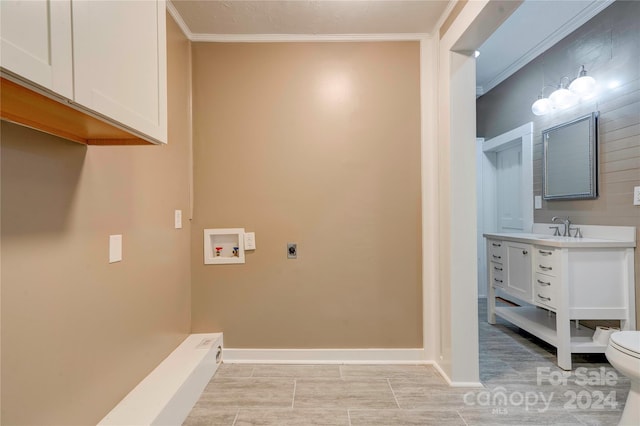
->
(490, 261, 505, 288)
(488, 240, 506, 263)
(534, 273, 558, 309)
(535, 247, 558, 276)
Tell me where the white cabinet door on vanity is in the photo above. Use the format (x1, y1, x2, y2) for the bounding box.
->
(505, 242, 532, 302)
(0, 0, 73, 98)
(72, 0, 167, 143)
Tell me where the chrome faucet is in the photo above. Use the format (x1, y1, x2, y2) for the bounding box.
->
(552, 216, 571, 237)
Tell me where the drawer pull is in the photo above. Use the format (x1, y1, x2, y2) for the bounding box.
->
(537, 279, 551, 286)
(537, 294, 551, 302)
(538, 250, 553, 256)
(494, 278, 503, 283)
(539, 265, 553, 271)
(492, 243, 502, 247)
(494, 266, 503, 271)
(522, 250, 528, 255)
(492, 255, 502, 260)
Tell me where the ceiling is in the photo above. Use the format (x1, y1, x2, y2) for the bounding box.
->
(169, 0, 615, 96)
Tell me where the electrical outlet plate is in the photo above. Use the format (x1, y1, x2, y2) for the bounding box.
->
(634, 186, 640, 206)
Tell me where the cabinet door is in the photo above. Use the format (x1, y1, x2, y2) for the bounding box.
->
(0, 0, 73, 98)
(72, 0, 167, 143)
(506, 242, 532, 302)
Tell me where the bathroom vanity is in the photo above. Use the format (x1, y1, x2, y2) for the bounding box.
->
(485, 224, 636, 370)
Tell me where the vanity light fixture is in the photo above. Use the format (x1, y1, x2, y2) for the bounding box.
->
(532, 93, 553, 116)
(569, 65, 597, 98)
(531, 65, 597, 116)
(531, 85, 556, 116)
(549, 77, 579, 110)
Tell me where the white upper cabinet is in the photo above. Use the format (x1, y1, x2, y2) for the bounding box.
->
(72, 0, 167, 143)
(0, 0, 167, 145)
(0, 0, 74, 98)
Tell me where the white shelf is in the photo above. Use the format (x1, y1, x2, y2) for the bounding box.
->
(495, 306, 606, 353)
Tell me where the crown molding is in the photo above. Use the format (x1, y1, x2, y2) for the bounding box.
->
(481, 0, 615, 95)
(189, 33, 431, 43)
(167, 0, 194, 40)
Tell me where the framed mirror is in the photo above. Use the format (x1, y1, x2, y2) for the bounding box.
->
(543, 112, 599, 200)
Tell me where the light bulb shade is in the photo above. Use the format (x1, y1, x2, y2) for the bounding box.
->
(531, 97, 552, 115)
(549, 87, 578, 109)
(569, 75, 596, 98)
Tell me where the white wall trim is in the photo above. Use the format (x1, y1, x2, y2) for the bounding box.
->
(480, 122, 534, 235)
(189, 33, 431, 43)
(223, 348, 428, 364)
(476, 138, 487, 298)
(420, 35, 440, 363)
(482, 122, 533, 153)
(481, 0, 615, 95)
(431, 361, 484, 388)
(166, 0, 193, 40)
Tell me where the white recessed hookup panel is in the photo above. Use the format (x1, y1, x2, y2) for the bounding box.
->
(204, 228, 245, 264)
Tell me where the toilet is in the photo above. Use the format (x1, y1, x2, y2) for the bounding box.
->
(606, 331, 640, 425)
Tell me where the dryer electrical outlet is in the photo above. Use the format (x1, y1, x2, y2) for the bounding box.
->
(634, 186, 640, 206)
(287, 243, 297, 259)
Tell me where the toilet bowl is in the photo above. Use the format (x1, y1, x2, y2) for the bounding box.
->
(605, 331, 640, 426)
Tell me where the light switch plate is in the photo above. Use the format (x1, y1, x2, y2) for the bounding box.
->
(634, 186, 640, 206)
(175, 210, 182, 229)
(534, 195, 542, 209)
(244, 232, 256, 250)
(109, 235, 122, 263)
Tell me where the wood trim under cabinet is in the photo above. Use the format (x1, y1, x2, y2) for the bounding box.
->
(0, 77, 152, 145)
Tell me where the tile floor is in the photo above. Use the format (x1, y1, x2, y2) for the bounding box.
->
(183, 299, 630, 425)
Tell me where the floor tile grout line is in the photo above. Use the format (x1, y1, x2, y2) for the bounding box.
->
(291, 379, 297, 409)
(571, 412, 590, 426)
(231, 409, 239, 426)
(347, 408, 352, 426)
(456, 409, 470, 426)
(386, 378, 402, 409)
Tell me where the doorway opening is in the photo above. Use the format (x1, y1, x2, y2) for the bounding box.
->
(476, 123, 533, 298)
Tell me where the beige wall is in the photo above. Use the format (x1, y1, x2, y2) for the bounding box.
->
(190, 42, 423, 348)
(0, 14, 192, 425)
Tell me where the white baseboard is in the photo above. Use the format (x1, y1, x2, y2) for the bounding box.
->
(223, 348, 482, 387)
(223, 348, 427, 364)
(98, 333, 223, 426)
(430, 361, 484, 388)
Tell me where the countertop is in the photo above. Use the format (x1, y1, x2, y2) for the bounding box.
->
(483, 232, 636, 248)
